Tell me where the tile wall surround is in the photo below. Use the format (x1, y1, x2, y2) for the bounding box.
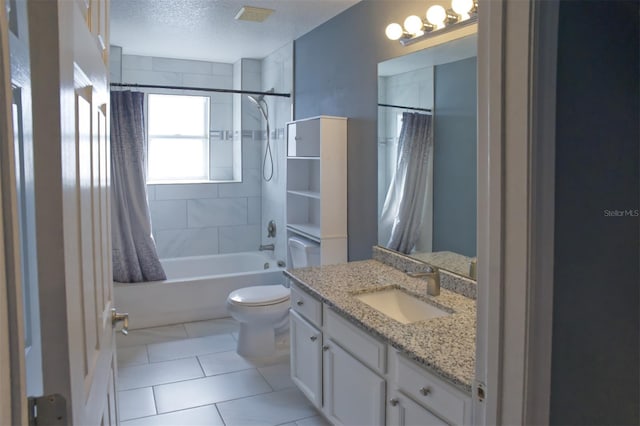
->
(109, 47, 293, 259)
(372, 245, 477, 299)
(260, 42, 294, 266)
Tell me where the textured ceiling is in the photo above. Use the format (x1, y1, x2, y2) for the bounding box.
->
(110, 0, 360, 63)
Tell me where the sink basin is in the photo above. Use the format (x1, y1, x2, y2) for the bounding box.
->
(354, 288, 450, 324)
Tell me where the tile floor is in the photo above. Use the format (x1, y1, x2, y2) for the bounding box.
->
(116, 318, 329, 426)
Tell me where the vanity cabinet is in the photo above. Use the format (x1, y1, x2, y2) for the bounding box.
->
(285, 116, 347, 266)
(290, 281, 386, 425)
(289, 281, 471, 426)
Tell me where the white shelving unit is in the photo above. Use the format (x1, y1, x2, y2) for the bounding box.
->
(286, 115, 347, 265)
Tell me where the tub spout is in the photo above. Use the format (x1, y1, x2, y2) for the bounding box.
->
(259, 244, 275, 251)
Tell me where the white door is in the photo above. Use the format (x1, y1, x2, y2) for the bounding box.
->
(0, 1, 28, 423)
(322, 339, 386, 426)
(8, 0, 43, 399)
(25, 0, 118, 424)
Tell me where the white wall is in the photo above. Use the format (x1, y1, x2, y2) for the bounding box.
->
(110, 50, 263, 258)
(260, 42, 293, 265)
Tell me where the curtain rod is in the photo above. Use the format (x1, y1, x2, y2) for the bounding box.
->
(378, 103, 432, 113)
(110, 83, 291, 98)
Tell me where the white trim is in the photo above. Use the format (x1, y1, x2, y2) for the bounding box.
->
(0, 0, 27, 423)
(474, 0, 505, 423)
(524, 1, 558, 423)
(0, 2, 13, 421)
(475, 0, 558, 424)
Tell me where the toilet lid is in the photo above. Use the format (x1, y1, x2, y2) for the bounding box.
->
(228, 285, 290, 306)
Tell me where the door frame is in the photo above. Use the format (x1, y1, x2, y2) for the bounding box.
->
(474, 0, 559, 424)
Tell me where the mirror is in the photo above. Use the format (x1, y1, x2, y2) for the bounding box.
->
(377, 34, 477, 279)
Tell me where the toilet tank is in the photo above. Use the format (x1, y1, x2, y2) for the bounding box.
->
(288, 236, 321, 268)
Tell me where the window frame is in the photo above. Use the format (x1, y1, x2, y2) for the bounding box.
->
(143, 90, 242, 185)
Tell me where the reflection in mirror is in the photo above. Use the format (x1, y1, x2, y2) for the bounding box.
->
(377, 33, 477, 279)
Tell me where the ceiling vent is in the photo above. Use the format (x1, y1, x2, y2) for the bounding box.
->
(234, 6, 274, 23)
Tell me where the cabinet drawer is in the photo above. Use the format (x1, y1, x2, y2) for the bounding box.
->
(388, 389, 449, 426)
(324, 305, 386, 374)
(394, 354, 469, 425)
(290, 282, 322, 327)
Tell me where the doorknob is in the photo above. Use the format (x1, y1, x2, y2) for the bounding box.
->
(111, 308, 129, 335)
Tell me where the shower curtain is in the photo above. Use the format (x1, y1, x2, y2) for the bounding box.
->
(379, 112, 433, 254)
(110, 91, 166, 282)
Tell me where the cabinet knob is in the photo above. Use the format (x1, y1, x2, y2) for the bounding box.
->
(419, 387, 432, 396)
(389, 398, 399, 407)
(310, 335, 317, 342)
(322, 345, 330, 351)
(296, 299, 304, 306)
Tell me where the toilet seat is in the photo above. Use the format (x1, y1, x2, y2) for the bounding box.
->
(228, 285, 290, 307)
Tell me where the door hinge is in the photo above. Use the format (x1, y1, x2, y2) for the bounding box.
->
(28, 394, 66, 426)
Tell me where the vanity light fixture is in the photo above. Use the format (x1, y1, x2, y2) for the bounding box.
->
(426, 5, 447, 29)
(385, 0, 478, 46)
(404, 15, 425, 35)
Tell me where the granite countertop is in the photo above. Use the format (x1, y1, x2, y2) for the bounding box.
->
(284, 259, 476, 393)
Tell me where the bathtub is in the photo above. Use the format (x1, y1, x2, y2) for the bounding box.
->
(114, 252, 286, 329)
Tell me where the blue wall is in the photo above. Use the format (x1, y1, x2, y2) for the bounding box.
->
(432, 57, 477, 257)
(294, 1, 439, 260)
(550, 1, 639, 424)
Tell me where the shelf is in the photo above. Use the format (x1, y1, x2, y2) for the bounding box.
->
(287, 190, 321, 200)
(287, 224, 321, 241)
(285, 116, 347, 266)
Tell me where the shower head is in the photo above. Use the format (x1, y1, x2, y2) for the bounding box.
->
(247, 88, 274, 107)
(247, 88, 273, 121)
(246, 89, 275, 182)
(247, 94, 264, 106)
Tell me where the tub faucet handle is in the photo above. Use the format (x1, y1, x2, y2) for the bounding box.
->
(267, 220, 277, 238)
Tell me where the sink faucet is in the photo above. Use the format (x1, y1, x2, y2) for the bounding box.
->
(406, 267, 440, 297)
(259, 244, 275, 251)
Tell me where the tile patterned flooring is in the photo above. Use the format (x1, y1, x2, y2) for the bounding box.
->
(116, 318, 329, 426)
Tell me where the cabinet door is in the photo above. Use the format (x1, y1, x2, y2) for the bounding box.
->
(290, 310, 322, 408)
(388, 390, 449, 426)
(287, 119, 320, 157)
(323, 340, 386, 426)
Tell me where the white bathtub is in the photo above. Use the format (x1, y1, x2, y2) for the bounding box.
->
(114, 252, 286, 329)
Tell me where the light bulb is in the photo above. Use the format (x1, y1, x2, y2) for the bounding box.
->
(403, 15, 424, 35)
(385, 23, 404, 40)
(451, 0, 474, 19)
(426, 5, 447, 28)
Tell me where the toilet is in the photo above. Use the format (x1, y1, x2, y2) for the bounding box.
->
(226, 236, 321, 357)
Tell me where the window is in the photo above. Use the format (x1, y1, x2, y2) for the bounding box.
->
(147, 94, 210, 182)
